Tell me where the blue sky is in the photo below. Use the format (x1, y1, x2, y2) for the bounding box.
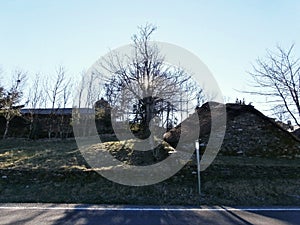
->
(1, 0, 300, 113)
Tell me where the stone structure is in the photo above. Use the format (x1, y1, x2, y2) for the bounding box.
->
(164, 102, 300, 157)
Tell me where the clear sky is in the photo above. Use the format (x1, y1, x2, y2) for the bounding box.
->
(1, 0, 300, 115)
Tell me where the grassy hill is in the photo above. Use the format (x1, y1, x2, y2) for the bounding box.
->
(1, 138, 300, 206)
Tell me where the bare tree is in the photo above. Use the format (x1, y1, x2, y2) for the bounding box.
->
(0, 71, 27, 139)
(59, 78, 72, 139)
(0, 70, 5, 109)
(100, 24, 201, 137)
(72, 69, 100, 137)
(0, 75, 4, 106)
(248, 44, 300, 125)
(26, 74, 44, 139)
(45, 66, 67, 110)
(44, 66, 70, 138)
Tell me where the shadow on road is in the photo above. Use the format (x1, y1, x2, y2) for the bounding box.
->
(0, 204, 299, 225)
(51, 205, 298, 225)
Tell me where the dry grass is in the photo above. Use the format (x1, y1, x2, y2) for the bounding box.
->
(0, 138, 85, 170)
(0, 138, 300, 206)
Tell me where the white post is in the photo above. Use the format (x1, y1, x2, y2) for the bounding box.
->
(195, 139, 201, 196)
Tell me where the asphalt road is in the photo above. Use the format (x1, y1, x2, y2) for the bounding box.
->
(0, 204, 299, 225)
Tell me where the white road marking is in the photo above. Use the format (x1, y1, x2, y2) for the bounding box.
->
(0, 205, 300, 212)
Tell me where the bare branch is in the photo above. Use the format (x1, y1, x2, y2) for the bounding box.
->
(247, 44, 300, 125)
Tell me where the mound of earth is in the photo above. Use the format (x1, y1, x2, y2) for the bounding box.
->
(84, 139, 175, 166)
(164, 102, 300, 157)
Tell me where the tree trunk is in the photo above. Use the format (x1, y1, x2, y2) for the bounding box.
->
(48, 124, 52, 139)
(3, 120, 10, 139)
(28, 118, 39, 140)
(142, 97, 155, 138)
(28, 117, 34, 139)
(166, 103, 170, 131)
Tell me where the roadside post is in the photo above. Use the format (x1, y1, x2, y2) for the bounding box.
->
(195, 139, 201, 196)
